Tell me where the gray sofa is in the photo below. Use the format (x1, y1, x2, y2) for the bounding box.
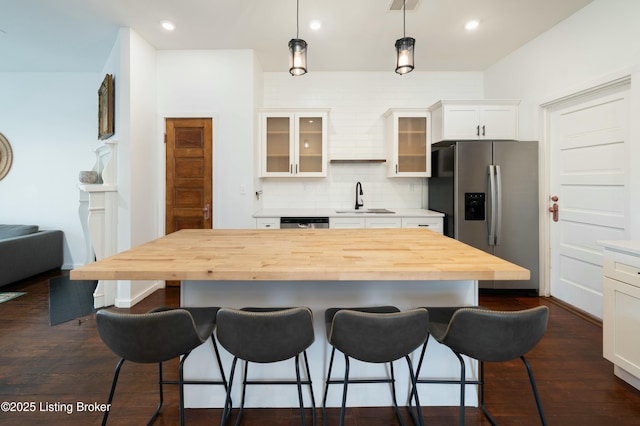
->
(0, 225, 63, 288)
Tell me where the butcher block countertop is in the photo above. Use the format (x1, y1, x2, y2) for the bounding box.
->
(70, 228, 529, 282)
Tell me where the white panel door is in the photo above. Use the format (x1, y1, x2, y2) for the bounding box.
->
(549, 84, 630, 318)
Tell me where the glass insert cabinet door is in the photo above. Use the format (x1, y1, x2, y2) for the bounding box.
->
(265, 116, 293, 174)
(397, 116, 427, 173)
(297, 115, 323, 174)
(384, 109, 430, 177)
(261, 110, 328, 177)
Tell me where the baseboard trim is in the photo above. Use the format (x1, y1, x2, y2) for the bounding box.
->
(547, 296, 602, 328)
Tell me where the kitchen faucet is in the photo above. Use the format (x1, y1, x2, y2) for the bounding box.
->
(355, 181, 364, 210)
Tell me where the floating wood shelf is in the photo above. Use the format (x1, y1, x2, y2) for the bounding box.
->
(330, 159, 387, 164)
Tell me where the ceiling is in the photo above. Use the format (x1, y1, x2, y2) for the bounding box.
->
(0, 0, 593, 73)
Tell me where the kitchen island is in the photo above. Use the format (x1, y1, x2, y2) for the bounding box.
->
(71, 228, 529, 409)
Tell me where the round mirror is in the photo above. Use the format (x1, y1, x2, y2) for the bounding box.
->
(0, 132, 13, 181)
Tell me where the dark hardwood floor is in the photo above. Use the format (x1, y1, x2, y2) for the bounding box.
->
(1, 270, 640, 425)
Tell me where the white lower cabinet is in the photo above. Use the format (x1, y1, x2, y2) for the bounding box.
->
(266, 215, 443, 231)
(255, 218, 280, 229)
(330, 217, 402, 229)
(602, 243, 640, 390)
(401, 217, 443, 234)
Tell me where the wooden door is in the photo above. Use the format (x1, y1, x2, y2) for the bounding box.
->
(166, 117, 212, 233)
(165, 118, 212, 287)
(548, 83, 629, 318)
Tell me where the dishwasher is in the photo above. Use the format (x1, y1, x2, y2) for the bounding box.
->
(280, 217, 329, 229)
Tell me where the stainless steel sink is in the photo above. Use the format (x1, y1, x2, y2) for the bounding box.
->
(335, 209, 395, 214)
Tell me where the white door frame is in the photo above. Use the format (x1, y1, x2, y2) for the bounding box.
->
(538, 72, 632, 297)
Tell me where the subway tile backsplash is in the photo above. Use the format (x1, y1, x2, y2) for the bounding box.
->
(259, 71, 484, 210)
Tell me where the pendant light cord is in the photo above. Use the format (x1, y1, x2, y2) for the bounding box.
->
(403, 0, 406, 37)
(296, 0, 300, 38)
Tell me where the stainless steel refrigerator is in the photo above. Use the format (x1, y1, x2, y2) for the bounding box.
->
(428, 140, 539, 292)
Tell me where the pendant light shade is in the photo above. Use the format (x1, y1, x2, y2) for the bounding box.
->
(289, 0, 307, 76)
(289, 38, 307, 76)
(395, 37, 415, 75)
(395, 0, 414, 74)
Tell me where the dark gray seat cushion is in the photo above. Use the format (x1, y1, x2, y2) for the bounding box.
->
(96, 308, 207, 364)
(431, 306, 549, 362)
(328, 308, 430, 363)
(324, 306, 400, 339)
(216, 307, 315, 363)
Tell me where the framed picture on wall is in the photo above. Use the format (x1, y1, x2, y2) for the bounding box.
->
(98, 74, 114, 140)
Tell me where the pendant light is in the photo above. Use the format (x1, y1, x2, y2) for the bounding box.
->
(395, 0, 415, 75)
(289, 0, 307, 76)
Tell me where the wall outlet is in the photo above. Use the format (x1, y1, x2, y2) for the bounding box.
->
(240, 184, 246, 195)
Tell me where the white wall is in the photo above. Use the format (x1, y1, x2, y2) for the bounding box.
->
(156, 50, 258, 229)
(114, 29, 162, 307)
(0, 72, 99, 268)
(260, 71, 484, 210)
(484, 0, 640, 238)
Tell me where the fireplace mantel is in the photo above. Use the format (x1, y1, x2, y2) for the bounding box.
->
(78, 140, 118, 308)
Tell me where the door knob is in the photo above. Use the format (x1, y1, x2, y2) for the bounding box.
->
(549, 196, 559, 222)
(203, 203, 210, 220)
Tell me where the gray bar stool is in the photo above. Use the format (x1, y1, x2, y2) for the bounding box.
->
(322, 305, 400, 423)
(413, 306, 549, 426)
(96, 306, 228, 426)
(148, 306, 229, 391)
(325, 307, 430, 426)
(216, 307, 316, 426)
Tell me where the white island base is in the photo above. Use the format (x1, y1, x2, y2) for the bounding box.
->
(180, 279, 480, 409)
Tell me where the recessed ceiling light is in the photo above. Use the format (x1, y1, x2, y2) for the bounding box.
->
(465, 20, 479, 31)
(161, 21, 175, 31)
(309, 20, 322, 31)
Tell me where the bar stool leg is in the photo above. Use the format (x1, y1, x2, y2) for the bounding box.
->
(233, 361, 251, 426)
(521, 356, 547, 426)
(178, 352, 193, 426)
(294, 354, 307, 426)
(302, 350, 316, 426)
(388, 361, 406, 426)
(409, 336, 429, 425)
(221, 357, 238, 426)
(152, 361, 164, 425)
(339, 354, 350, 426)
(455, 352, 466, 426)
(322, 347, 337, 426)
(211, 333, 229, 392)
(102, 358, 125, 426)
(405, 355, 424, 426)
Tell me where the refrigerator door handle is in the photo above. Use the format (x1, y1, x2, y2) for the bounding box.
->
(495, 165, 503, 246)
(488, 165, 496, 246)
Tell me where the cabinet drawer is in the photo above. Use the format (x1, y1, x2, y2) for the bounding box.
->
(603, 250, 640, 288)
(365, 217, 401, 229)
(255, 218, 280, 229)
(329, 217, 365, 229)
(401, 217, 443, 234)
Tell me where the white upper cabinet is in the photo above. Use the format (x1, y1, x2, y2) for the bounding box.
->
(429, 100, 519, 142)
(260, 109, 328, 177)
(384, 109, 431, 177)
